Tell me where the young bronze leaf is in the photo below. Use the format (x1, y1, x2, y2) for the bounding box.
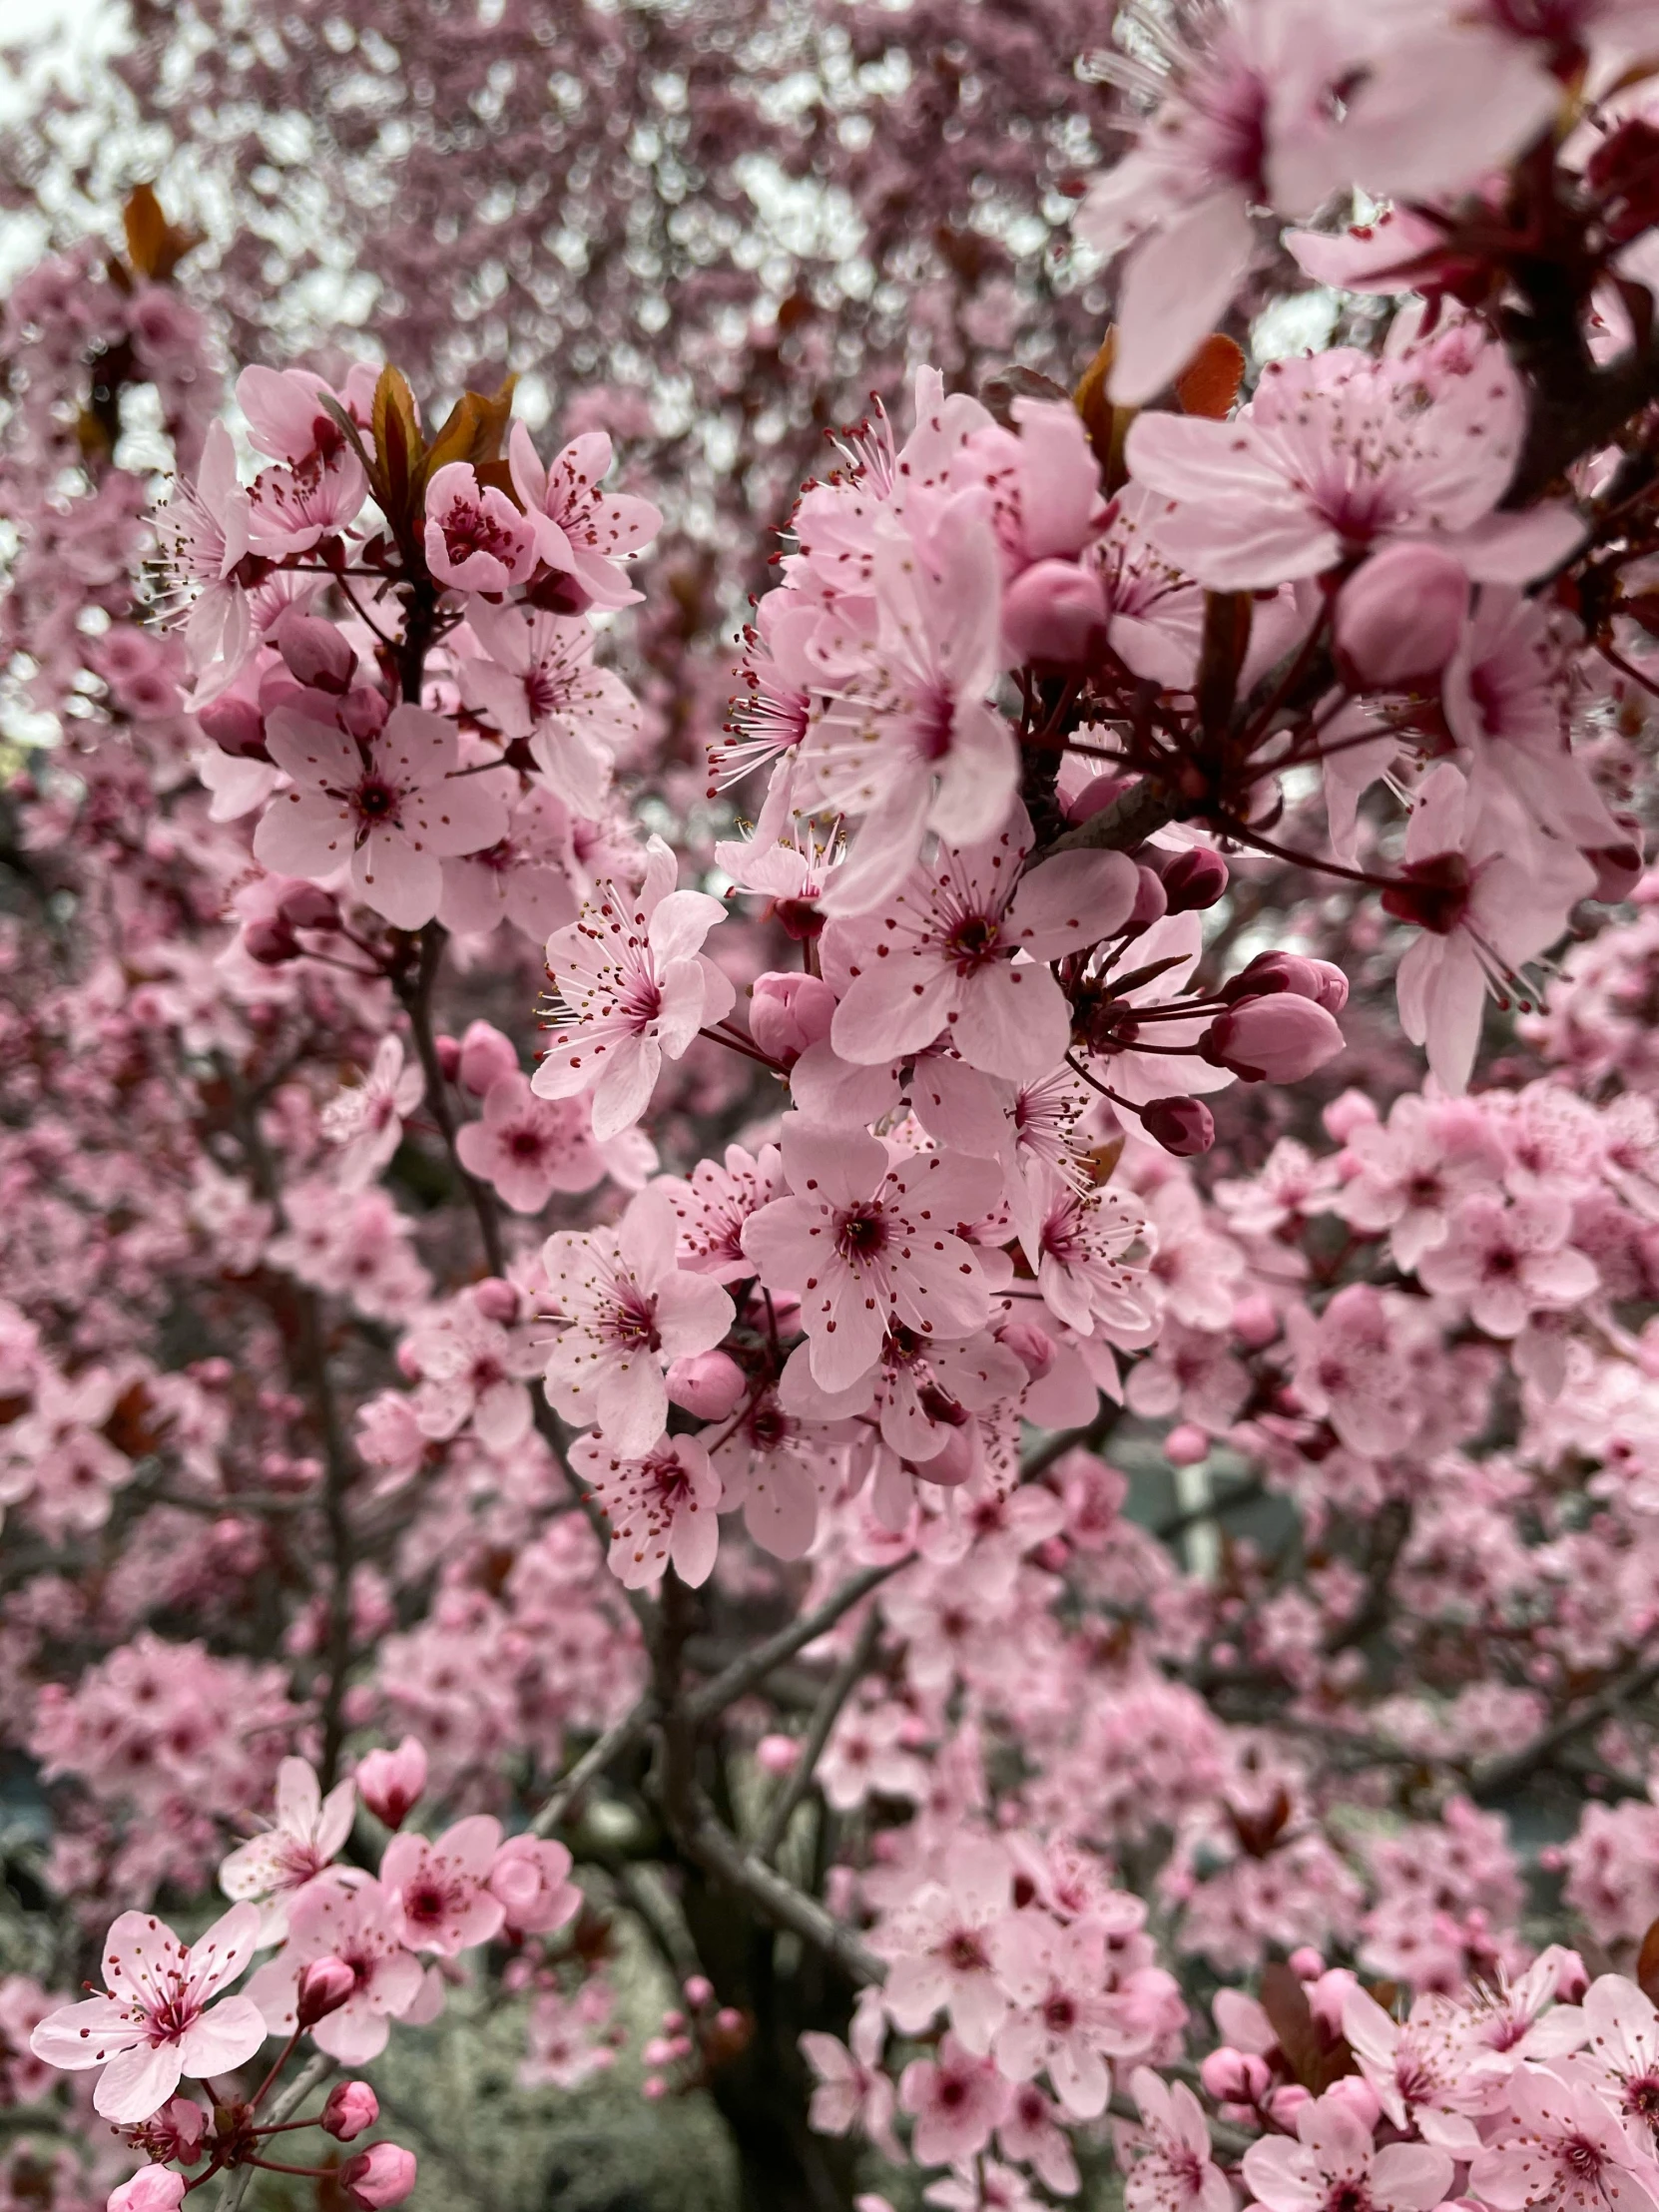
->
(372, 366, 424, 539)
(1636, 1916, 1659, 2006)
(1176, 333, 1247, 420)
(1073, 330, 1129, 488)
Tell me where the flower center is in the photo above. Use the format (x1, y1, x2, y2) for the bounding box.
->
(835, 1203, 888, 1263)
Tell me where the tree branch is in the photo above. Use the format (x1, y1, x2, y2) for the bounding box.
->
(757, 1607, 881, 1864)
(685, 1562, 900, 1726)
(530, 1695, 656, 1839)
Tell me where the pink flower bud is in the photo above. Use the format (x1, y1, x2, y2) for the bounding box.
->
(661, 2009, 686, 2033)
(1223, 950, 1348, 1011)
(340, 2144, 418, 2210)
(322, 2082, 380, 2142)
(458, 1020, 519, 1096)
(1200, 2047, 1271, 2105)
(1323, 2076, 1382, 2133)
(684, 1973, 715, 2007)
(472, 1278, 520, 1324)
(296, 1953, 358, 2027)
(1323, 1087, 1377, 1142)
(276, 883, 341, 932)
(196, 695, 269, 759)
(434, 1033, 462, 1080)
(1138, 1096, 1215, 1157)
(714, 2007, 745, 2037)
(756, 1735, 800, 1776)
(1551, 1948, 1589, 2000)
(1201, 995, 1345, 1083)
(1266, 2083, 1312, 2129)
(276, 611, 357, 695)
(643, 2037, 676, 2067)
(1335, 543, 1467, 689)
(1232, 1293, 1279, 1349)
(1154, 844, 1229, 911)
(109, 2170, 186, 2212)
(749, 971, 836, 1065)
(1289, 1946, 1326, 1980)
(1165, 1422, 1209, 1466)
(245, 915, 299, 966)
(642, 2076, 667, 2100)
(665, 1349, 746, 1419)
(355, 1736, 427, 1828)
(1002, 558, 1108, 667)
(996, 1320, 1055, 1380)
(1587, 831, 1644, 903)
(1126, 864, 1168, 928)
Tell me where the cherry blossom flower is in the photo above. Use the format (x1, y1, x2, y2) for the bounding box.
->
(534, 835, 734, 1139)
(247, 1876, 423, 2065)
(1242, 2087, 1453, 2212)
(875, 1835, 1014, 2053)
(569, 1429, 722, 1589)
(1470, 2067, 1659, 2212)
(1127, 341, 1584, 593)
(454, 1074, 610, 1214)
(1416, 1193, 1598, 1340)
(1125, 2065, 1233, 2212)
(825, 804, 1136, 1082)
(898, 2032, 1015, 2168)
(154, 422, 254, 702)
(801, 1991, 904, 2163)
(742, 1123, 992, 1392)
(506, 422, 662, 610)
(220, 1756, 355, 1942)
(381, 1815, 506, 1955)
(992, 1916, 1125, 2118)
(438, 785, 581, 942)
(541, 1185, 735, 1451)
(31, 1904, 265, 2122)
(1013, 1165, 1153, 1343)
(422, 462, 539, 594)
(321, 1038, 425, 1191)
(256, 702, 511, 930)
(459, 603, 637, 816)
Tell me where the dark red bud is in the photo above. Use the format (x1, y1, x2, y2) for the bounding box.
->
(1139, 1095, 1216, 1156)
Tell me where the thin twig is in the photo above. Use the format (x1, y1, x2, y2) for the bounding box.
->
(530, 1696, 656, 1838)
(679, 1789, 884, 1985)
(758, 1608, 881, 1864)
(685, 1562, 900, 1725)
(218, 2053, 335, 2212)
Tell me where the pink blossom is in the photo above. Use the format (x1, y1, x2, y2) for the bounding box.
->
(31, 1904, 265, 2122)
(340, 2143, 418, 2210)
(256, 701, 511, 929)
(1126, 2065, 1234, 2212)
(381, 1816, 506, 1955)
(801, 1990, 903, 2162)
(742, 1123, 992, 1392)
(874, 1835, 1013, 2053)
(219, 1755, 355, 1942)
(247, 1875, 424, 2064)
(898, 2031, 1014, 2168)
(541, 1185, 734, 1452)
(459, 602, 637, 816)
(354, 1739, 427, 1831)
(1470, 2066, 1659, 2212)
(569, 1429, 722, 1589)
(109, 2170, 186, 2212)
(455, 1074, 609, 1213)
(321, 1038, 425, 1190)
(155, 422, 254, 702)
(535, 836, 734, 1139)
(1242, 2088, 1453, 2212)
(488, 1836, 581, 1935)
(1127, 343, 1583, 593)
(826, 803, 1137, 1082)
(1416, 1192, 1598, 1340)
(422, 461, 539, 594)
(992, 1916, 1125, 2119)
(506, 422, 662, 610)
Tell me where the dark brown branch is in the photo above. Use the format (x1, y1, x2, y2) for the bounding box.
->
(685, 1562, 900, 1725)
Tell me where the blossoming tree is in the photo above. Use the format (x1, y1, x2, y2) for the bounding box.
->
(12, 6, 1659, 2212)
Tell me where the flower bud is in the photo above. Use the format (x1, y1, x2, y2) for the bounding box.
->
(1289, 1946, 1326, 1979)
(458, 1020, 519, 1096)
(1334, 543, 1467, 689)
(1551, 1947, 1589, 2000)
(1165, 1422, 1209, 1466)
(296, 1953, 357, 2027)
(749, 971, 836, 1065)
(473, 1277, 521, 1325)
(1201, 995, 1345, 1083)
(1222, 950, 1348, 1011)
(355, 1736, 427, 1829)
(1323, 2075, 1382, 2132)
(1266, 2083, 1312, 2129)
(755, 1736, 799, 1776)
(109, 2171, 186, 2212)
(488, 1834, 580, 1934)
(195, 695, 269, 760)
(996, 1320, 1056, 1381)
(245, 915, 299, 966)
(665, 1349, 746, 1419)
(276, 883, 341, 932)
(340, 2144, 418, 2210)
(322, 2082, 380, 2141)
(1002, 559, 1108, 667)
(1154, 844, 1229, 912)
(1138, 1096, 1215, 1157)
(434, 1033, 462, 1080)
(1232, 1293, 1279, 1350)
(1126, 864, 1168, 929)
(277, 611, 358, 695)
(1199, 2047, 1271, 2106)
(684, 1973, 715, 2008)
